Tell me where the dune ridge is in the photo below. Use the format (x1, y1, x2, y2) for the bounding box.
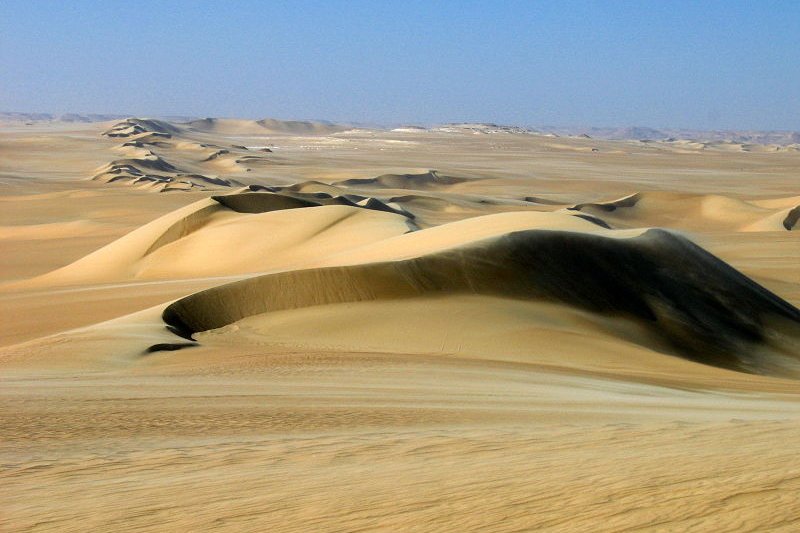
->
(186, 117, 347, 135)
(162, 228, 800, 376)
(21, 191, 418, 285)
(102, 118, 179, 138)
(92, 157, 244, 191)
(95, 119, 255, 191)
(235, 187, 415, 219)
(334, 170, 474, 189)
(569, 191, 800, 232)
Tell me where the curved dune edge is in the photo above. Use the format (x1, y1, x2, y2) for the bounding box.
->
(569, 191, 800, 232)
(21, 208, 412, 287)
(318, 210, 639, 267)
(20, 197, 222, 286)
(163, 228, 800, 377)
(15, 182, 798, 294)
(216, 188, 415, 220)
(90, 117, 800, 235)
(784, 206, 800, 230)
(14, 190, 622, 288)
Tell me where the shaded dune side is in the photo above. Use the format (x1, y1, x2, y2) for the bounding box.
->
(785, 206, 800, 230)
(121, 137, 172, 148)
(102, 118, 179, 138)
(143, 203, 223, 256)
(569, 213, 612, 229)
(96, 156, 178, 176)
(569, 192, 800, 232)
(246, 181, 533, 227)
(92, 155, 243, 191)
(231, 189, 416, 221)
(570, 193, 641, 212)
(213, 192, 320, 211)
(96, 119, 247, 192)
(255, 177, 551, 228)
(524, 196, 568, 206)
(23, 190, 417, 286)
(163, 229, 800, 375)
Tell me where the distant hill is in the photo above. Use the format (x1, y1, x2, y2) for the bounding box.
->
(0, 112, 197, 123)
(3, 112, 798, 146)
(535, 125, 800, 145)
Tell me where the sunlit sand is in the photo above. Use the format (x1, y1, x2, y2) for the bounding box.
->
(2, 117, 799, 531)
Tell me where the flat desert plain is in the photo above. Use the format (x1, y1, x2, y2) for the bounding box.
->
(1, 118, 800, 532)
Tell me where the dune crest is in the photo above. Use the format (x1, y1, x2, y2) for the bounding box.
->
(102, 118, 179, 138)
(163, 228, 800, 376)
(186, 117, 347, 135)
(95, 119, 258, 191)
(570, 191, 800, 232)
(22, 191, 418, 286)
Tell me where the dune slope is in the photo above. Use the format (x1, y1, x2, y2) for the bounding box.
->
(163, 228, 800, 375)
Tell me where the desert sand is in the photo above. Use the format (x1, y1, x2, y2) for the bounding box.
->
(1, 117, 800, 531)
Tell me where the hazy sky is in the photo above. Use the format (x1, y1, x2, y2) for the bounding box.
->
(1, 1, 798, 129)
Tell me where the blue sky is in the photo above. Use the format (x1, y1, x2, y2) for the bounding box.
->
(1, 1, 798, 129)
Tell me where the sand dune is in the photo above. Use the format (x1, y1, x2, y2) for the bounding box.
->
(570, 191, 800, 232)
(200, 148, 229, 161)
(102, 118, 178, 138)
(22, 193, 416, 286)
(92, 156, 243, 191)
(119, 134, 173, 147)
(335, 169, 474, 189)
(162, 228, 800, 375)
(187, 117, 347, 135)
(523, 195, 567, 205)
(113, 143, 158, 159)
(234, 187, 414, 218)
(3, 117, 800, 532)
(265, 179, 351, 196)
(93, 125, 250, 191)
(23, 190, 633, 287)
(94, 155, 179, 177)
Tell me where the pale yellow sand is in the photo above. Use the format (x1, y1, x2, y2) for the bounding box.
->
(1, 119, 799, 532)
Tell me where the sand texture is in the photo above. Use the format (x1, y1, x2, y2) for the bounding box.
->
(2, 118, 800, 532)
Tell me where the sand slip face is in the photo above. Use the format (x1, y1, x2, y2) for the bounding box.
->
(570, 191, 800, 232)
(21, 199, 414, 285)
(164, 227, 800, 376)
(2, 118, 800, 532)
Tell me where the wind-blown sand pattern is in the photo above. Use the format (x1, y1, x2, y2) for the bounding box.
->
(2, 117, 800, 532)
